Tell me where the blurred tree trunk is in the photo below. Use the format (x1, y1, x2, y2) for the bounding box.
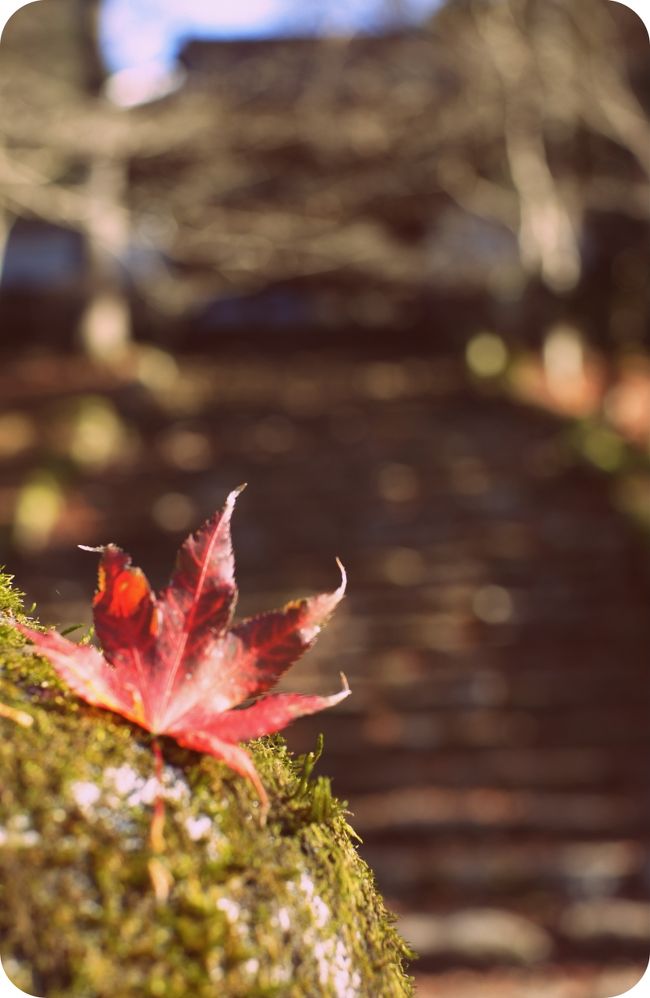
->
(74, 0, 106, 97)
(0, 202, 10, 285)
(78, 155, 132, 362)
(73, 0, 133, 361)
(471, 0, 582, 292)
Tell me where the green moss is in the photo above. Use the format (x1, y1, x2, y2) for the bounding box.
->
(0, 569, 26, 618)
(0, 583, 413, 998)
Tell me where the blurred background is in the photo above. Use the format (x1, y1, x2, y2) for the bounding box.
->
(1, 0, 650, 994)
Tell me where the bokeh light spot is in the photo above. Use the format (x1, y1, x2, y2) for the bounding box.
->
(151, 492, 196, 532)
(472, 585, 513, 625)
(465, 333, 508, 379)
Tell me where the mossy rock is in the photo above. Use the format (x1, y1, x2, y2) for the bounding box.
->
(0, 574, 413, 997)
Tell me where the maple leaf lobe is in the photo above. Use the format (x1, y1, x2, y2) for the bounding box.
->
(159, 485, 243, 653)
(92, 544, 157, 674)
(93, 549, 150, 617)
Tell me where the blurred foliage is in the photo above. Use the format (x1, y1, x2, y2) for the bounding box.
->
(0, 0, 647, 351)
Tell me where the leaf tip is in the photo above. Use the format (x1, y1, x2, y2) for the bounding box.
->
(228, 483, 247, 503)
(323, 672, 352, 709)
(334, 557, 347, 598)
(221, 483, 247, 523)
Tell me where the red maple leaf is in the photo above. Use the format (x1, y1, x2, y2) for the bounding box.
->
(15, 486, 349, 819)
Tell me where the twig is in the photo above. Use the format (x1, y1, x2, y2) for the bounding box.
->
(0, 701, 33, 727)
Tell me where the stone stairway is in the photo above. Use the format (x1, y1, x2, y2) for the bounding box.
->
(2, 350, 649, 996)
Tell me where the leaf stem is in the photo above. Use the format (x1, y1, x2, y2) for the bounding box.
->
(147, 738, 172, 902)
(150, 739, 165, 854)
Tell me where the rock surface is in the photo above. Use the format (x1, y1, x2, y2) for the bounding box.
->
(0, 575, 412, 998)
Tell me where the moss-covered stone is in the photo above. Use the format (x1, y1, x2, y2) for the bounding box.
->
(0, 573, 413, 997)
